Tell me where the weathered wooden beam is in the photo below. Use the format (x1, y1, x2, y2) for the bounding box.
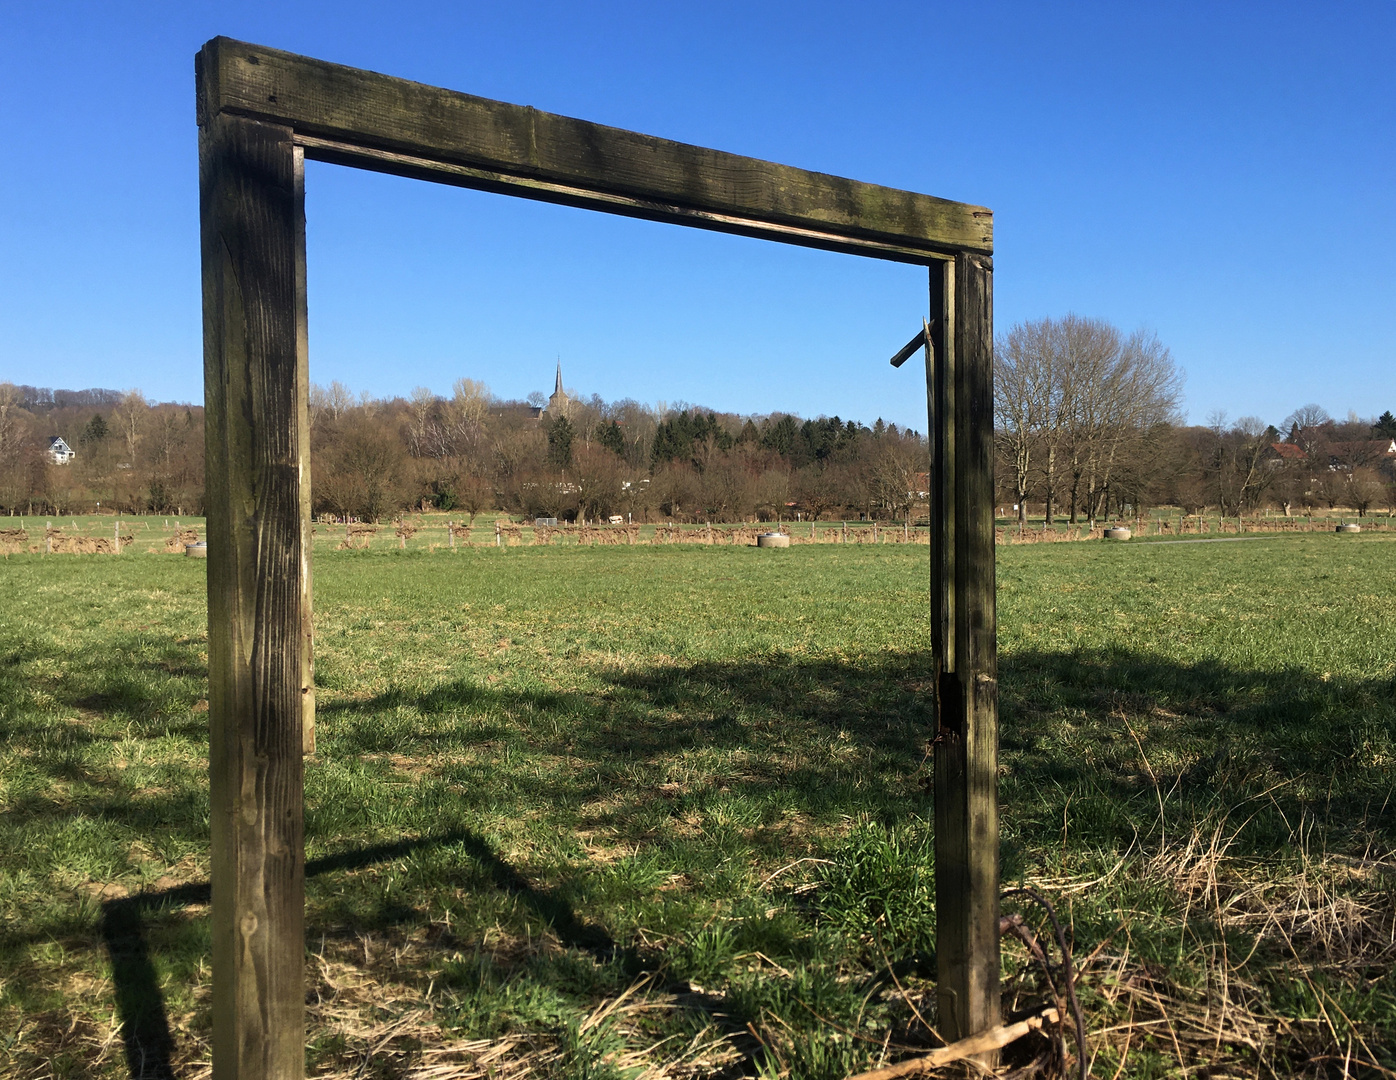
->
(929, 253, 999, 1046)
(200, 106, 309, 1080)
(196, 38, 991, 263)
(889, 319, 936, 368)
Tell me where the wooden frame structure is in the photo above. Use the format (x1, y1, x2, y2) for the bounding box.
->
(196, 36, 996, 1078)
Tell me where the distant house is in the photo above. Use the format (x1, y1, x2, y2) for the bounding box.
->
(47, 436, 75, 464)
(1324, 438, 1396, 473)
(1263, 442, 1307, 467)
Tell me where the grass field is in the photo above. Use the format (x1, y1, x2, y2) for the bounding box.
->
(2, 533, 1394, 1078)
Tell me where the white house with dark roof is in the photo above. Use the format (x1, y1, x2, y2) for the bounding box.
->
(47, 436, 75, 464)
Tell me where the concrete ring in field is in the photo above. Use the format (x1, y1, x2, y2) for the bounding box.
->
(1335, 524, 1361, 533)
(1103, 527, 1132, 540)
(186, 541, 209, 558)
(757, 533, 791, 548)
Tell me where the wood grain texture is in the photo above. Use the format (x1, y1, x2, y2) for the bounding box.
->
(294, 145, 315, 757)
(196, 37, 991, 262)
(930, 254, 1000, 1046)
(200, 107, 308, 1080)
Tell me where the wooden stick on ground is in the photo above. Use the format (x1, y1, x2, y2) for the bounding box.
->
(844, 1008, 1060, 1080)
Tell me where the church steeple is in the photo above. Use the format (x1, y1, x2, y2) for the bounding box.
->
(547, 360, 570, 416)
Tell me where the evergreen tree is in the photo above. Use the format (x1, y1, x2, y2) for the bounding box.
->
(760, 414, 798, 457)
(651, 409, 731, 465)
(547, 415, 574, 468)
(595, 418, 625, 456)
(1374, 411, 1396, 438)
(82, 413, 108, 444)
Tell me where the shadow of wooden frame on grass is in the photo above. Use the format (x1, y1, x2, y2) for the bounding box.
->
(98, 830, 613, 1080)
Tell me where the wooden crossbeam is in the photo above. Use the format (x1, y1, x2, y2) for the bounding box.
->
(196, 38, 991, 264)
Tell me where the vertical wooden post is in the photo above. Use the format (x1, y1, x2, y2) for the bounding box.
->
(928, 252, 999, 1045)
(199, 46, 308, 1080)
(295, 145, 316, 760)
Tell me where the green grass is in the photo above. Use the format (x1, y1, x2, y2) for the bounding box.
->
(2, 534, 1394, 1077)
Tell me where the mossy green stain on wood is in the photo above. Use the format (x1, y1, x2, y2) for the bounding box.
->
(198, 37, 992, 260)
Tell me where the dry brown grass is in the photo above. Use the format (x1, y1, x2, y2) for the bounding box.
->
(163, 528, 200, 552)
(1057, 824, 1396, 1079)
(335, 523, 381, 550)
(0, 526, 29, 553)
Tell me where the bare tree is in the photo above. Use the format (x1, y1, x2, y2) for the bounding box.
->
(113, 391, 149, 467)
(0, 383, 25, 468)
(1203, 414, 1276, 514)
(995, 316, 1181, 528)
(994, 324, 1052, 528)
(572, 445, 625, 523)
(1283, 403, 1331, 441)
(792, 464, 837, 521)
(453, 474, 491, 526)
(870, 440, 922, 521)
(1064, 327, 1182, 525)
(653, 462, 701, 521)
(1348, 468, 1385, 517)
(405, 386, 438, 458)
(749, 469, 790, 522)
(445, 378, 491, 455)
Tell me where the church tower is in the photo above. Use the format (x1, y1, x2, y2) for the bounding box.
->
(547, 361, 570, 416)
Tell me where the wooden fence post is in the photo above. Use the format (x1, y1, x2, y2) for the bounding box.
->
(199, 60, 309, 1080)
(928, 252, 999, 1046)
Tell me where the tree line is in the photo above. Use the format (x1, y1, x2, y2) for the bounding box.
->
(6, 320, 1392, 523)
(0, 379, 927, 524)
(993, 315, 1396, 522)
(0, 386, 205, 517)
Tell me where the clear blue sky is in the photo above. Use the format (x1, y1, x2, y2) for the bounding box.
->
(2, 1, 1392, 432)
